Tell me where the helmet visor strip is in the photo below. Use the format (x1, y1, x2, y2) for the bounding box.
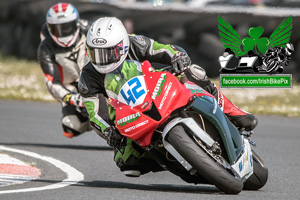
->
(87, 41, 124, 65)
(48, 20, 78, 38)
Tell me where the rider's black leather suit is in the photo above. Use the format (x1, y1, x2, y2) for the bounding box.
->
(37, 20, 92, 136)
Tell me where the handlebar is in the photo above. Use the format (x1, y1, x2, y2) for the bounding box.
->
(154, 65, 189, 84)
(154, 65, 173, 72)
(154, 65, 189, 76)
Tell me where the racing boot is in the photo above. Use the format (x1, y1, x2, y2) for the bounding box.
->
(63, 131, 76, 138)
(62, 123, 83, 138)
(61, 114, 92, 138)
(62, 128, 82, 138)
(214, 85, 258, 131)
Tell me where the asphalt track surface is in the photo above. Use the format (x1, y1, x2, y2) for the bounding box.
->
(0, 100, 299, 200)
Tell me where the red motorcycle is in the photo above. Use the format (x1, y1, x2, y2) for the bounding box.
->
(106, 60, 268, 194)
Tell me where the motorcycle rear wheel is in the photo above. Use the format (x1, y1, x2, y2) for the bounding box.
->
(243, 150, 268, 190)
(167, 125, 243, 194)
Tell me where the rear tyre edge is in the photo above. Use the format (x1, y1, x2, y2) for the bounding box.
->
(243, 150, 268, 190)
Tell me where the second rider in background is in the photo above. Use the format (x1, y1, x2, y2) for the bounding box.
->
(37, 3, 95, 138)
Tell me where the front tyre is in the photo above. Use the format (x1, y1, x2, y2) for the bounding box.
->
(243, 151, 268, 190)
(167, 125, 243, 194)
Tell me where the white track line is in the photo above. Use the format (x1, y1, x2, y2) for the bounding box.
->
(0, 145, 84, 194)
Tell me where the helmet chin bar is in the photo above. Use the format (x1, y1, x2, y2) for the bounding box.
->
(51, 28, 79, 47)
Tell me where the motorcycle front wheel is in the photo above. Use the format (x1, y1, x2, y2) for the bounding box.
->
(167, 125, 243, 194)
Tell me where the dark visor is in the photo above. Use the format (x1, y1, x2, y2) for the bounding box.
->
(48, 20, 78, 38)
(87, 42, 123, 65)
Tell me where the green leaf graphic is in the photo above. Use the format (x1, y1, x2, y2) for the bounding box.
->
(248, 27, 264, 39)
(268, 16, 292, 48)
(242, 37, 255, 54)
(217, 15, 292, 56)
(218, 16, 245, 56)
(257, 37, 270, 54)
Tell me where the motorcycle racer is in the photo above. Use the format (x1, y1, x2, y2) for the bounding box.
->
(37, 3, 93, 138)
(79, 17, 258, 177)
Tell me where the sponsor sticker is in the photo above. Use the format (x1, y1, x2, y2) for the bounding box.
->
(184, 83, 205, 94)
(117, 112, 141, 127)
(124, 120, 149, 132)
(151, 73, 166, 100)
(92, 38, 107, 46)
(159, 82, 172, 109)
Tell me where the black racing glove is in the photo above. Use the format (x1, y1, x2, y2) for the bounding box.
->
(171, 52, 191, 75)
(103, 126, 124, 148)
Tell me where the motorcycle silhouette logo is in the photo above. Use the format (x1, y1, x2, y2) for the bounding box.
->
(218, 16, 294, 73)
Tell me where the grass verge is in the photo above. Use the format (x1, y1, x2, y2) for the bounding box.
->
(219, 84, 300, 118)
(0, 54, 53, 101)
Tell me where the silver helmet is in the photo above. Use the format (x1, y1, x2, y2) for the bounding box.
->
(86, 17, 130, 73)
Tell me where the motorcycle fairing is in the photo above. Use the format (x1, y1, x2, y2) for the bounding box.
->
(108, 97, 158, 146)
(162, 115, 253, 180)
(117, 75, 148, 107)
(107, 61, 195, 146)
(183, 81, 215, 99)
(231, 138, 253, 181)
(141, 61, 194, 119)
(162, 96, 253, 180)
(190, 96, 244, 164)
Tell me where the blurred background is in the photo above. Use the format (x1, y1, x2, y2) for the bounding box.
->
(0, 0, 299, 116)
(1, 0, 300, 78)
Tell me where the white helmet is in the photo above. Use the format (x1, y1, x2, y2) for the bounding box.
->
(86, 17, 130, 74)
(46, 3, 80, 47)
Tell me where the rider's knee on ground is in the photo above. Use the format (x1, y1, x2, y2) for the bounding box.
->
(62, 115, 91, 138)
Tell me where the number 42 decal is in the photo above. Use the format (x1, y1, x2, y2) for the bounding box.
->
(118, 76, 147, 107)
